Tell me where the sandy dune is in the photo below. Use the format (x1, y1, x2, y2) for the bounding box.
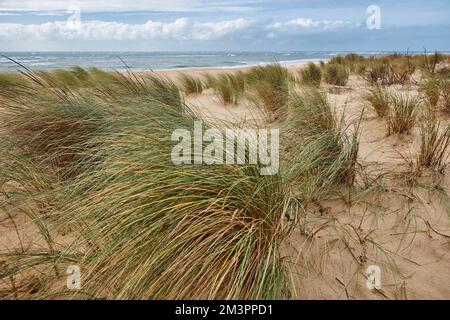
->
(0, 61, 449, 300)
(161, 64, 450, 299)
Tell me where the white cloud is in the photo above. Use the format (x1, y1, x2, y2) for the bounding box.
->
(265, 18, 354, 39)
(0, 18, 255, 41)
(268, 18, 353, 32)
(0, 17, 355, 42)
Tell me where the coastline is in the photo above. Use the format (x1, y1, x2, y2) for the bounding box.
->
(151, 58, 326, 73)
(149, 59, 317, 79)
(0, 52, 331, 73)
(0, 53, 449, 300)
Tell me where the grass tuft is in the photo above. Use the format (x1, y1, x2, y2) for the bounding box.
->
(418, 117, 450, 173)
(420, 76, 441, 107)
(213, 73, 245, 105)
(386, 93, 420, 135)
(441, 80, 450, 113)
(299, 63, 322, 87)
(0, 66, 295, 300)
(201, 72, 216, 89)
(364, 85, 390, 118)
(179, 73, 203, 95)
(246, 63, 290, 117)
(282, 88, 360, 200)
(323, 64, 349, 86)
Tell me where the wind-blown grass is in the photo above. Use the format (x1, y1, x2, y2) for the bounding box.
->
(202, 72, 216, 89)
(282, 88, 360, 200)
(0, 73, 31, 91)
(386, 93, 420, 135)
(299, 63, 322, 87)
(323, 64, 349, 86)
(0, 67, 295, 300)
(287, 89, 336, 137)
(202, 64, 290, 119)
(418, 117, 450, 173)
(0, 69, 182, 172)
(246, 63, 290, 119)
(328, 53, 366, 73)
(179, 73, 203, 95)
(213, 73, 245, 105)
(441, 80, 450, 113)
(364, 85, 390, 118)
(61, 116, 293, 299)
(420, 76, 441, 107)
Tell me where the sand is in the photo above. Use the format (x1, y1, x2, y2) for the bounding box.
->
(1, 61, 449, 299)
(165, 63, 450, 300)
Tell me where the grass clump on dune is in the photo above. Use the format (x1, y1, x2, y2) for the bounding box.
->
(0, 82, 105, 172)
(204, 63, 290, 118)
(48, 69, 82, 88)
(364, 85, 390, 118)
(282, 88, 360, 199)
(0, 69, 183, 171)
(60, 116, 293, 299)
(312, 53, 448, 86)
(0, 73, 33, 100)
(415, 51, 446, 75)
(287, 89, 336, 137)
(179, 73, 203, 95)
(213, 73, 245, 105)
(0, 67, 295, 300)
(329, 53, 365, 73)
(420, 76, 441, 107)
(0, 73, 31, 90)
(201, 72, 216, 89)
(323, 63, 349, 86)
(386, 93, 420, 135)
(246, 63, 290, 118)
(441, 80, 450, 113)
(418, 117, 450, 173)
(299, 63, 322, 87)
(362, 55, 415, 86)
(363, 53, 450, 86)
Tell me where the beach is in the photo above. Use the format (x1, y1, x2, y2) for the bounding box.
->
(0, 55, 449, 299)
(164, 63, 450, 299)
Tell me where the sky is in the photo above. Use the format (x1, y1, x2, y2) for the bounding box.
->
(0, 0, 449, 52)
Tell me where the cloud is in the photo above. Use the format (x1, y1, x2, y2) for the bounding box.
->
(0, 12, 19, 15)
(0, 18, 257, 41)
(0, 17, 355, 42)
(266, 18, 355, 39)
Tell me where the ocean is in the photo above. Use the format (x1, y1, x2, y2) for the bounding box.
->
(0, 51, 391, 72)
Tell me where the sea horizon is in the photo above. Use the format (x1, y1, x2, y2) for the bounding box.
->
(2, 50, 448, 72)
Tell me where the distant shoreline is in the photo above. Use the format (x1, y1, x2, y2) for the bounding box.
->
(151, 59, 323, 74)
(1, 50, 448, 73)
(0, 53, 330, 73)
(5, 50, 448, 73)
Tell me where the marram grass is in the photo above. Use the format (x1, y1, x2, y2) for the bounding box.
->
(213, 73, 245, 105)
(246, 63, 290, 120)
(364, 85, 390, 118)
(299, 63, 322, 87)
(0, 64, 363, 300)
(281, 87, 360, 200)
(418, 116, 450, 173)
(61, 115, 294, 299)
(323, 63, 349, 87)
(0, 67, 295, 300)
(386, 92, 420, 135)
(179, 73, 203, 95)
